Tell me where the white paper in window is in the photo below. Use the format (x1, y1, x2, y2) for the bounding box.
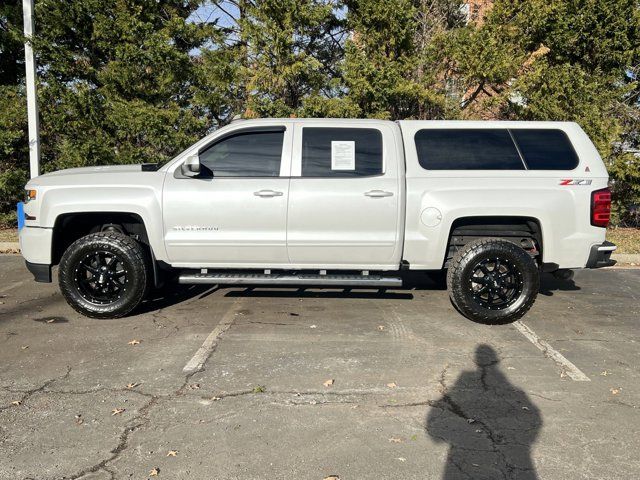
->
(331, 141, 355, 170)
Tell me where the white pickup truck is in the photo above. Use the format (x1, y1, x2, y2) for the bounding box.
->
(19, 119, 616, 323)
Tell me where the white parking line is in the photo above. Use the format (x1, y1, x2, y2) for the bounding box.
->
(513, 321, 591, 382)
(183, 299, 242, 374)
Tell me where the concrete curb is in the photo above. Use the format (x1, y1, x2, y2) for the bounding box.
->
(1, 240, 639, 265)
(611, 253, 640, 266)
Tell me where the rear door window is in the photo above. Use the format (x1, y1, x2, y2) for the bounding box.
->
(511, 129, 579, 170)
(415, 129, 524, 170)
(301, 128, 383, 177)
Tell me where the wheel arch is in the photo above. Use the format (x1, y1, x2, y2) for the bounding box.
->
(51, 211, 165, 288)
(443, 216, 543, 269)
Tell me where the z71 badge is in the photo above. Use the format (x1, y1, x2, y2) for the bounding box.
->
(559, 179, 592, 186)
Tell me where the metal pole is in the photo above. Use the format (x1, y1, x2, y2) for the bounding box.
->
(23, 0, 40, 178)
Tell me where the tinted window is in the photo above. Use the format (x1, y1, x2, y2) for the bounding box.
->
(415, 129, 524, 170)
(302, 128, 383, 177)
(511, 129, 578, 170)
(199, 130, 283, 177)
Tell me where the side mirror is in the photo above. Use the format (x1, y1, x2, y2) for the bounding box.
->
(180, 154, 201, 177)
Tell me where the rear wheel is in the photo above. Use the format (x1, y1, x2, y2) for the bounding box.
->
(447, 238, 539, 324)
(59, 232, 149, 318)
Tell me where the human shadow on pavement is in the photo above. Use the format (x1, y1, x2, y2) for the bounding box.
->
(426, 345, 542, 480)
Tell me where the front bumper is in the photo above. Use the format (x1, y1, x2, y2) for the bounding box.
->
(586, 241, 617, 269)
(19, 205, 54, 282)
(26, 261, 52, 283)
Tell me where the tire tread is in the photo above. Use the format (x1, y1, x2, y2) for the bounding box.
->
(58, 232, 149, 319)
(446, 238, 539, 324)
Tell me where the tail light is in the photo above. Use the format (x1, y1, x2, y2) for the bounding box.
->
(591, 188, 611, 227)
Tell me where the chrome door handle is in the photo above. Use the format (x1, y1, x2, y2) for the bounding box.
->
(364, 190, 393, 198)
(254, 189, 283, 197)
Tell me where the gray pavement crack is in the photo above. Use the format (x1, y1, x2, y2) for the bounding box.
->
(0, 366, 71, 411)
(67, 395, 158, 480)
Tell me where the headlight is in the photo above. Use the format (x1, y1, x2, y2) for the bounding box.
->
(25, 189, 37, 202)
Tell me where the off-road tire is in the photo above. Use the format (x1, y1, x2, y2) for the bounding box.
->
(59, 232, 150, 318)
(446, 238, 539, 324)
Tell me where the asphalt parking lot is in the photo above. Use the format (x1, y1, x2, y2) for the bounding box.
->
(1, 254, 639, 480)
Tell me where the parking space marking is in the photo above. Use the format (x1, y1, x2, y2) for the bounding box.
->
(183, 299, 242, 374)
(513, 321, 591, 382)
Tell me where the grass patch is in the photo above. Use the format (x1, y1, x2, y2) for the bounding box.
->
(0, 228, 18, 243)
(607, 228, 640, 254)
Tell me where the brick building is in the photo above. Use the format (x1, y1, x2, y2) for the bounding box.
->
(463, 0, 494, 23)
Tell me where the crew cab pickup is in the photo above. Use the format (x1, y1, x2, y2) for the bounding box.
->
(19, 119, 616, 322)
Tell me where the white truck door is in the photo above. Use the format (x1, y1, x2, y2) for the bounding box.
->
(286, 122, 403, 269)
(162, 125, 292, 267)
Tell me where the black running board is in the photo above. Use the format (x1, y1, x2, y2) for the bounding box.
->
(178, 272, 402, 288)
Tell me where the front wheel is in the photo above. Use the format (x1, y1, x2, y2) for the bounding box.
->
(446, 238, 539, 324)
(58, 232, 150, 318)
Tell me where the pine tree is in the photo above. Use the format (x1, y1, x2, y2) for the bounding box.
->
(31, 0, 216, 171)
(339, 0, 464, 120)
(239, 0, 343, 117)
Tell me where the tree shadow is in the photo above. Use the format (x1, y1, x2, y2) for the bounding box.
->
(426, 345, 542, 479)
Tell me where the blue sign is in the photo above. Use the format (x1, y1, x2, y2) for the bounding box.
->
(17, 202, 25, 230)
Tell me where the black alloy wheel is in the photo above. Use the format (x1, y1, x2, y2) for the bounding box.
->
(468, 256, 524, 310)
(74, 250, 129, 305)
(59, 232, 150, 318)
(447, 238, 539, 324)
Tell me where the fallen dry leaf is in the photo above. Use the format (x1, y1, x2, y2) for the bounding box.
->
(323, 379, 334, 387)
(610, 387, 621, 395)
(386, 382, 397, 389)
(111, 408, 125, 416)
(11, 400, 21, 406)
(125, 382, 139, 389)
(389, 437, 402, 443)
(149, 467, 160, 476)
(127, 339, 141, 346)
(167, 450, 178, 457)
